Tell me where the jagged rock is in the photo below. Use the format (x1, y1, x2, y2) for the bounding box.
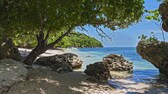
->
(84, 62, 111, 81)
(0, 59, 28, 93)
(103, 54, 133, 71)
(0, 39, 22, 61)
(34, 53, 83, 73)
(137, 41, 168, 76)
(62, 53, 83, 69)
(159, 1, 168, 32)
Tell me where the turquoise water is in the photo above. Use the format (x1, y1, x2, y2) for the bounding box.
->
(67, 47, 159, 82)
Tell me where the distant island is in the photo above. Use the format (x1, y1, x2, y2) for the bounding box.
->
(14, 31, 103, 48)
(56, 32, 103, 48)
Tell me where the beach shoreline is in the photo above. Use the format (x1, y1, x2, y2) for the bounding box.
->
(6, 48, 167, 94)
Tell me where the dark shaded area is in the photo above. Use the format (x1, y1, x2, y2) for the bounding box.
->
(0, 38, 22, 61)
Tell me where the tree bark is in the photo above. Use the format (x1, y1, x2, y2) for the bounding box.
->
(23, 45, 47, 65)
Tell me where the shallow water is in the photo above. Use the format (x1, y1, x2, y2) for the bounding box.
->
(66, 47, 168, 93)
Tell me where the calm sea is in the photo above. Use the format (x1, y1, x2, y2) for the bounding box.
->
(67, 47, 159, 82)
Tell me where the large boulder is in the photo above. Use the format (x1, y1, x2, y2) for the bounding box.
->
(0, 59, 28, 93)
(103, 54, 133, 71)
(84, 62, 111, 81)
(0, 39, 22, 61)
(34, 53, 83, 73)
(137, 41, 168, 76)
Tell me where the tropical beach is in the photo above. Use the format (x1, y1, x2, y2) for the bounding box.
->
(0, 47, 166, 94)
(0, 0, 168, 94)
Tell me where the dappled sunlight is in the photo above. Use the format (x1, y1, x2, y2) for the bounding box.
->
(69, 81, 114, 94)
(29, 78, 60, 86)
(109, 77, 168, 94)
(109, 79, 150, 93)
(7, 68, 114, 94)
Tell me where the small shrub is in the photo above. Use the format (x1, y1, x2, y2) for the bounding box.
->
(138, 32, 159, 43)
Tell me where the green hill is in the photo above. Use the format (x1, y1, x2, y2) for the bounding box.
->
(14, 31, 103, 48)
(56, 32, 103, 48)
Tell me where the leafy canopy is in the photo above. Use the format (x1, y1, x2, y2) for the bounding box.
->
(0, 0, 144, 37)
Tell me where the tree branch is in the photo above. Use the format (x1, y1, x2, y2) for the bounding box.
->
(95, 26, 112, 41)
(44, 28, 52, 41)
(97, 27, 112, 41)
(39, 16, 47, 39)
(47, 27, 74, 49)
(78, 26, 89, 34)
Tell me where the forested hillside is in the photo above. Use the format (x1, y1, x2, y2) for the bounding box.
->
(14, 32, 103, 48)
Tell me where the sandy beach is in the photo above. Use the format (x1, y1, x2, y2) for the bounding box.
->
(4, 48, 114, 94)
(6, 68, 114, 94)
(4, 48, 167, 94)
(19, 48, 66, 58)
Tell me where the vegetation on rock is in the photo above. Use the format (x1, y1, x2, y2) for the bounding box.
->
(138, 32, 159, 44)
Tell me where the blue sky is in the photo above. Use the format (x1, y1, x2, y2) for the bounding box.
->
(79, 0, 168, 47)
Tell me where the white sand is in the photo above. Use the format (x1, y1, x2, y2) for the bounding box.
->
(19, 48, 65, 58)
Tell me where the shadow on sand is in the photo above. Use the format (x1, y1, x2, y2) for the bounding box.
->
(6, 68, 114, 94)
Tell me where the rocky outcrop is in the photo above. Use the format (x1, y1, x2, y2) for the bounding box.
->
(34, 53, 83, 73)
(159, 1, 168, 32)
(137, 41, 168, 76)
(0, 59, 28, 93)
(0, 38, 22, 61)
(103, 54, 133, 71)
(84, 54, 133, 80)
(84, 62, 111, 81)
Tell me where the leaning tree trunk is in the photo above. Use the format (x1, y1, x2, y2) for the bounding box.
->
(23, 26, 74, 65)
(23, 46, 47, 65)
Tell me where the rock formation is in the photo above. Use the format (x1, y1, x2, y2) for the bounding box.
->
(34, 53, 83, 73)
(84, 54, 133, 80)
(0, 38, 22, 61)
(62, 53, 83, 69)
(103, 54, 133, 71)
(137, 41, 168, 76)
(84, 62, 111, 81)
(159, 1, 168, 32)
(0, 59, 28, 93)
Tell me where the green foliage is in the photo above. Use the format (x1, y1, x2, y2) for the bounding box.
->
(0, 0, 145, 64)
(145, 0, 167, 21)
(14, 31, 103, 48)
(0, 0, 144, 36)
(138, 32, 159, 43)
(56, 32, 103, 48)
(145, 10, 160, 21)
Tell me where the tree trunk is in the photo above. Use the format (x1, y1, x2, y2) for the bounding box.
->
(23, 27, 74, 65)
(23, 46, 47, 65)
